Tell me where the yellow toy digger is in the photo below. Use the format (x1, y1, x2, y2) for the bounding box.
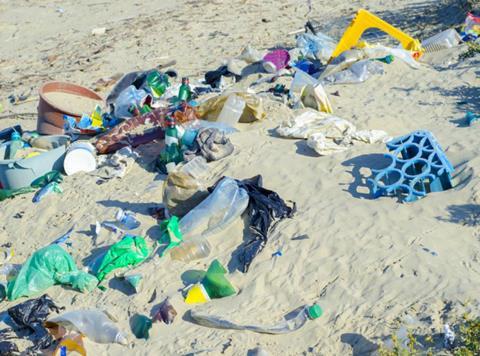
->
(329, 9, 424, 62)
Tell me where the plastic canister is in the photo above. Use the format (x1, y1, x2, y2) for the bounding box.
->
(63, 142, 97, 176)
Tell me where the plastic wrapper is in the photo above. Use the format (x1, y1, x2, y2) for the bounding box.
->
(322, 59, 384, 84)
(196, 92, 266, 123)
(153, 297, 177, 324)
(296, 32, 336, 63)
(277, 110, 389, 156)
(179, 177, 249, 241)
(92, 235, 151, 282)
(46, 309, 128, 345)
(232, 175, 295, 272)
(461, 12, 480, 41)
(7, 245, 98, 301)
(7, 294, 63, 351)
(113, 85, 152, 119)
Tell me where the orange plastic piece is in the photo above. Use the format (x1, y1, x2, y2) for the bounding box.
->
(329, 9, 424, 61)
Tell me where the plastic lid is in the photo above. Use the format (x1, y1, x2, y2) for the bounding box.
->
(63, 148, 96, 175)
(307, 304, 323, 319)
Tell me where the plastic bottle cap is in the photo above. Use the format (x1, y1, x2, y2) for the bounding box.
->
(307, 304, 323, 319)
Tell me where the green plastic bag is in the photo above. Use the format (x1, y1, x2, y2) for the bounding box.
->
(0, 187, 35, 202)
(95, 235, 152, 282)
(159, 216, 183, 257)
(7, 245, 98, 301)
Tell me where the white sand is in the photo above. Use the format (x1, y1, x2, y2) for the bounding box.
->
(1, 0, 479, 355)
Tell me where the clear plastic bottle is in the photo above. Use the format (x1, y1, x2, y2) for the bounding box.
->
(47, 309, 128, 345)
(6, 132, 24, 160)
(115, 209, 140, 230)
(170, 239, 212, 262)
(216, 94, 246, 126)
(190, 303, 323, 334)
(22, 132, 55, 150)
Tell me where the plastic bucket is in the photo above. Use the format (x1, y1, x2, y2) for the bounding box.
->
(37, 82, 103, 135)
(0, 135, 70, 189)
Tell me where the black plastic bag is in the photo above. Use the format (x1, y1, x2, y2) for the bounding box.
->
(210, 175, 295, 272)
(7, 294, 64, 351)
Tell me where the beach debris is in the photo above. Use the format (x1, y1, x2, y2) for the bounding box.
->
(122, 273, 143, 293)
(466, 111, 479, 126)
(130, 314, 153, 340)
(182, 127, 234, 162)
(7, 294, 64, 351)
(92, 235, 151, 283)
(46, 309, 128, 345)
(185, 260, 236, 304)
(115, 208, 141, 230)
(229, 175, 295, 272)
(7, 245, 98, 301)
(368, 130, 454, 202)
(91, 27, 107, 36)
(32, 181, 62, 203)
(189, 303, 322, 334)
(153, 297, 177, 324)
(461, 11, 480, 42)
(51, 225, 75, 246)
(444, 324, 455, 348)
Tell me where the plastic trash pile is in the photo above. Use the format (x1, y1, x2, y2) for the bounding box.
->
(0, 6, 474, 354)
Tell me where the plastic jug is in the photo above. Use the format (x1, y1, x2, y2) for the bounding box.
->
(216, 94, 246, 126)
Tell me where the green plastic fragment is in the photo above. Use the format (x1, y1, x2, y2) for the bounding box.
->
(95, 235, 151, 282)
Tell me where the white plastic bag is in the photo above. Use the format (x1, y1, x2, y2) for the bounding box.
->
(296, 32, 336, 63)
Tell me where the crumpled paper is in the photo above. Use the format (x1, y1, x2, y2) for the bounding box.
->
(277, 109, 390, 156)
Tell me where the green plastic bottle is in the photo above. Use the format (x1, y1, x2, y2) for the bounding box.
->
(160, 116, 183, 173)
(178, 77, 192, 102)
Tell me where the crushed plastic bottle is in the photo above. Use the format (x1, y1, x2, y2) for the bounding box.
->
(190, 303, 322, 334)
(115, 209, 140, 230)
(47, 309, 128, 345)
(179, 177, 249, 241)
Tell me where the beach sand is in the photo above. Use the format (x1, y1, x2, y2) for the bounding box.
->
(0, 0, 479, 354)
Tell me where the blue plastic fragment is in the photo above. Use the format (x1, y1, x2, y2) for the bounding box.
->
(466, 112, 479, 126)
(368, 130, 454, 202)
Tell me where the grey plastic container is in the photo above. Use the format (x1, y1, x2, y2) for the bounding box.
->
(0, 135, 70, 190)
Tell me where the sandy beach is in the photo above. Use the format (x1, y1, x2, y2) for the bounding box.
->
(1, 0, 479, 355)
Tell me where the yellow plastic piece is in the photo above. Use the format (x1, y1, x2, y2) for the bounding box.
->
(329, 9, 424, 61)
(55, 338, 87, 356)
(185, 284, 210, 304)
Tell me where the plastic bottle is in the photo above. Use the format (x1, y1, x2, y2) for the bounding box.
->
(178, 77, 192, 102)
(170, 239, 212, 262)
(190, 303, 323, 334)
(6, 132, 24, 160)
(47, 309, 128, 345)
(179, 177, 249, 240)
(115, 209, 140, 230)
(159, 116, 183, 173)
(22, 132, 55, 150)
(216, 94, 246, 126)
